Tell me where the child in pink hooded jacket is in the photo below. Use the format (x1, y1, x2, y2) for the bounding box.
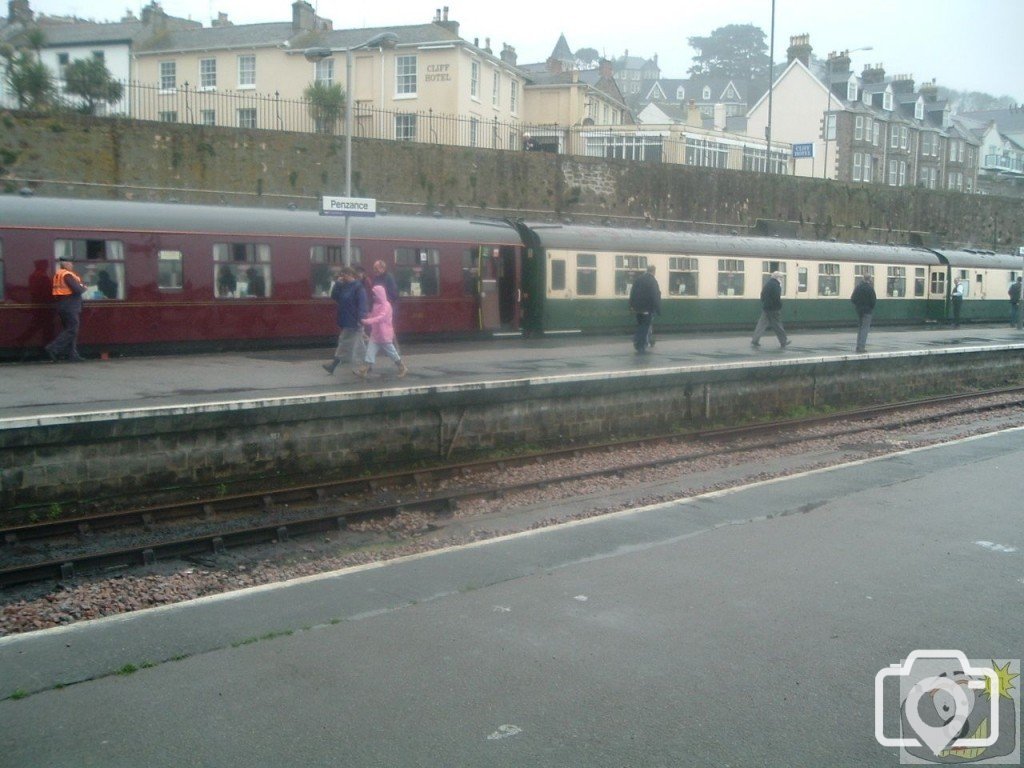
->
(356, 284, 407, 378)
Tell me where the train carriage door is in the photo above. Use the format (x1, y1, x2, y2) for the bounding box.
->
(477, 246, 520, 331)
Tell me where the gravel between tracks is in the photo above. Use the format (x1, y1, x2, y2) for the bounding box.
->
(2, 396, 1021, 637)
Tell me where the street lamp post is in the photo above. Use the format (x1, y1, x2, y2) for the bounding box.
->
(306, 32, 397, 266)
(821, 46, 872, 180)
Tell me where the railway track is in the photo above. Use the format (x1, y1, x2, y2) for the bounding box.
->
(3, 385, 1023, 588)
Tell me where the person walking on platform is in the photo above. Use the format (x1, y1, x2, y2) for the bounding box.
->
(851, 274, 877, 353)
(751, 271, 790, 349)
(372, 259, 401, 347)
(322, 266, 368, 375)
(629, 265, 661, 353)
(950, 277, 965, 327)
(1009, 277, 1021, 328)
(356, 285, 407, 379)
(44, 257, 87, 362)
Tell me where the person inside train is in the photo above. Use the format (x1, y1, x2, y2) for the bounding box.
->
(97, 269, 118, 300)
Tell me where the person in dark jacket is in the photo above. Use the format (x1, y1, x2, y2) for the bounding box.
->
(322, 266, 369, 374)
(851, 274, 877, 353)
(1009, 276, 1021, 328)
(751, 271, 790, 349)
(44, 257, 87, 362)
(628, 265, 661, 353)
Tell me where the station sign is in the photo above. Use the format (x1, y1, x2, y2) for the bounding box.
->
(792, 142, 815, 159)
(320, 196, 377, 217)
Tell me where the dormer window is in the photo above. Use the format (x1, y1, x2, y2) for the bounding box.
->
(847, 77, 857, 101)
(702, 86, 711, 100)
(676, 85, 685, 100)
(914, 97, 924, 120)
(862, 89, 870, 105)
(883, 86, 893, 111)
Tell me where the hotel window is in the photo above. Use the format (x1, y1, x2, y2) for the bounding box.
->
(668, 257, 698, 296)
(576, 253, 597, 296)
(887, 266, 906, 297)
(237, 108, 256, 129)
(160, 61, 176, 90)
(158, 250, 183, 290)
(717, 259, 744, 296)
(396, 55, 417, 96)
(492, 71, 500, 107)
(238, 55, 255, 88)
(510, 80, 518, 113)
(853, 152, 862, 182)
(213, 243, 271, 298)
(55, 239, 125, 300)
(199, 58, 216, 89)
(470, 61, 479, 99)
(395, 113, 417, 141)
(158, 111, 178, 122)
(315, 58, 334, 86)
(818, 263, 840, 296)
(394, 248, 440, 297)
(615, 254, 647, 296)
(855, 116, 864, 141)
(200, 109, 215, 125)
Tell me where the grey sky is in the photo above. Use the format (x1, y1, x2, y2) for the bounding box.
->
(23, 0, 1024, 102)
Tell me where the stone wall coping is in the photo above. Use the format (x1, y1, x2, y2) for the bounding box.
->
(4, 344, 1021, 433)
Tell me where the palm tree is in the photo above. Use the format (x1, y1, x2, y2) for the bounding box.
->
(304, 81, 345, 135)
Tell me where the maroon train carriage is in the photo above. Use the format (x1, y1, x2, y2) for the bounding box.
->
(0, 196, 525, 359)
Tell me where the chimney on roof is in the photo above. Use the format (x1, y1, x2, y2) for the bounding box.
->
(211, 11, 231, 27)
(434, 5, 459, 37)
(828, 50, 852, 76)
(483, 37, 492, 54)
(891, 74, 915, 94)
(599, 58, 613, 79)
(547, 56, 563, 75)
(140, 1, 168, 30)
(861, 63, 886, 85)
(919, 78, 938, 103)
(292, 0, 315, 33)
(8, 0, 33, 24)
(500, 44, 517, 66)
(686, 98, 701, 127)
(787, 34, 812, 66)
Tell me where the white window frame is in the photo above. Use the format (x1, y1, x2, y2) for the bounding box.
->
(395, 113, 417, 141)
(395, 55, 417, 97)
(510, 79, 518, 114)
(237, 55, 255, 89)
(199, 58, 216, 90)
(470, 60, 479, 100)
(315, 58, 334, 86)
(847, 79, 857, 101)
(855, 116, 864, 141)
(492, 71, 500, 107)
(159, 61, 176, 91)
(237, 107, 257, 129)
(852, 152, 862, 181)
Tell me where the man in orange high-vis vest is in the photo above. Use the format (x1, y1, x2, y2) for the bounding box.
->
(44, 257, 87, 362)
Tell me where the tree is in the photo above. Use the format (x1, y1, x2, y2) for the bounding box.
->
(687, 24, 770, 83)
(63, 58, 124, 115)
(1, 43, 53, 110)
(574, 47, 600, 69)
(304, 80, 345, 135)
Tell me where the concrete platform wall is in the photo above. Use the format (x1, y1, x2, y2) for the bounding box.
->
(2, 349, 1023, 520)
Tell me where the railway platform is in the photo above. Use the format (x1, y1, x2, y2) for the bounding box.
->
(1, 427, 1020, 766)
(2, 324, 1023, 423)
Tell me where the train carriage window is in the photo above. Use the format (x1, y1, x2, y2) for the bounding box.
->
(158, 250, 183, 290)
(55, 239, 124, 300)
(213, 242, 271, 299)
(550, 259, 566, 291)
(394, 248, 440, 297)
(930, 272, 946, 296)
(615, 254, 647, 296)
(762, 261, 787, 292)
(0, 239, 4, 300)
(797, 268, 808, 293)
(668, 257, 698, 296)
(914, 268, 925, 297)
(818, 263, 840, 296)
(309, 245, 357, 297)
(717, 259, 744, 297)
(576, 253, 597, 296)
(854, 264, 874, 281)
(886, 266, 906, 297)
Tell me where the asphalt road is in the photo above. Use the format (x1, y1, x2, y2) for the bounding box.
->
(1, 428, 1021, 767)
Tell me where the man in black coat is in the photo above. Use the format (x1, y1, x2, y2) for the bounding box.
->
(629, 265, 661, 353)
(751, 271, 789, 349)
(851, 274, 877, 353)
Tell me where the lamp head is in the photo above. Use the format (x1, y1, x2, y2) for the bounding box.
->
(303, 47, 332, 63)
